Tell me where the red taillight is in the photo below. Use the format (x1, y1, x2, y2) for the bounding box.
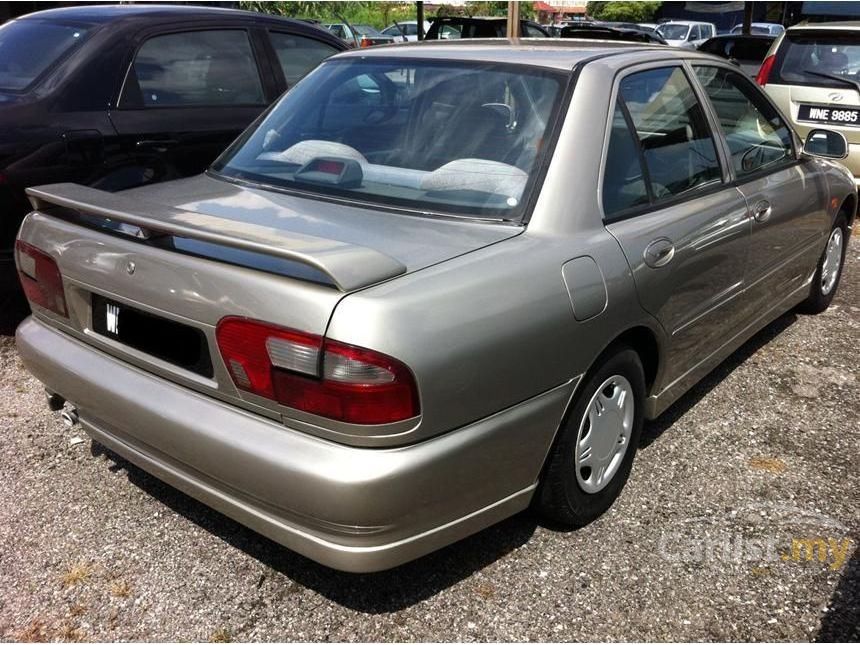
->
(359, 36, 371, 48)
(15, 240, 67, 317)
(756, 54, 776, 86)
(216, 317, 419, 425)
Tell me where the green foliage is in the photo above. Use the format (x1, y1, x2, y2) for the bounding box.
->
(239, 2, 415, 30)
(240, 1, 534, 29)
(586, 1, 661, 22)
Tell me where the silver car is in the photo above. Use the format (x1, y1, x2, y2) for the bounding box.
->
(14, 41, 855, 572)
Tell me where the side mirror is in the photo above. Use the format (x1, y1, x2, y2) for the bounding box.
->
(803, 129, 848, 159)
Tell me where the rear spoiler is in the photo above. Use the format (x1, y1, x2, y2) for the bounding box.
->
(26, 183, 407, 292)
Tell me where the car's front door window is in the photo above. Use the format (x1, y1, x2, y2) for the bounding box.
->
(694, 66, 794, 177)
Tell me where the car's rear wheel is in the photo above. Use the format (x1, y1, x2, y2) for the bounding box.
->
(798, 215, 848, 315)
(536, 345, 645, 527)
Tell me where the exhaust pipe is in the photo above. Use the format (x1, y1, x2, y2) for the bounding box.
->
(61, 406, 79, 428)
(45, 390, 65, 412)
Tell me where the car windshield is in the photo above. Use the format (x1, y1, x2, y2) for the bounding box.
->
(657, 24, 689, 40)
(212, 58, 563, 220)
(773, 32, 860, 87)
(429, 20, 504, 38)
(0, 19, 91, 91)
(731, 25, 772, 35)
(353, 25, 382, 36)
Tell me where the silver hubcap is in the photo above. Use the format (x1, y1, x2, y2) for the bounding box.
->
(574, 375, 635, 494)
(821, 227, 843, 296)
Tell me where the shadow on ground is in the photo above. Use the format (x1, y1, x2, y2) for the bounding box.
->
(639, 311, 797, 449)
(91, 440, 537, 613)
(816, 546, 860, 642)
(89, 310, 801, 613)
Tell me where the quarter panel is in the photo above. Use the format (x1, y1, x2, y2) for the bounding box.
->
(326, 230, 658, 443)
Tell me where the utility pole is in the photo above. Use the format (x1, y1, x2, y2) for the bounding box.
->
(417, 1, 424, 40)
(742, 0, 753, 34)
(506, 0, 520, 38)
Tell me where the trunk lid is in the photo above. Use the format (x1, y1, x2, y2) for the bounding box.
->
(17, 175, 521, 415)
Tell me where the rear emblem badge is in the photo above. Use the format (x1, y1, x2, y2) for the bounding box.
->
(126, 261, 136, 275)
(829, 92, 844, 102)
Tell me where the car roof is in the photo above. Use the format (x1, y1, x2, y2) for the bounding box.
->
(17, 3, 299, 25)
(705, 33, 775, 40)
(659, 20, 712, 26)
(332, 38, 669, 70)
(787, 20, 860, 31)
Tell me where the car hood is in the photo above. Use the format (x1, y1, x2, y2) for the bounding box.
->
(120, 173, 524, 279)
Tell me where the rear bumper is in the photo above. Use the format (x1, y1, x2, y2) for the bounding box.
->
(16, 316, 575, 572)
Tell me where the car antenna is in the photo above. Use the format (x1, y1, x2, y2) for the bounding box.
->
(336, 12, 360, 48)
(392, 19, 407, 41)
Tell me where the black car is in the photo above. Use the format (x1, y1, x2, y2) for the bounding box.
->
(559, 24, 667, 44)
(0, 4, 346, 330)
(697, 34, 776, 77)
(425, 17, 549, 39)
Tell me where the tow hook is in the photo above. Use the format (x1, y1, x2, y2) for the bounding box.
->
(60, 405, 79, 428)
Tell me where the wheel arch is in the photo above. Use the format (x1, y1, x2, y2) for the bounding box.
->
(838, 191, 856, 230)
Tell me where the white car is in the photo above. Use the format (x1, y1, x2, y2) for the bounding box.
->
(656, 21, 717, 48)
(730, 22, 785, 36)
(381, 20, 431, 42)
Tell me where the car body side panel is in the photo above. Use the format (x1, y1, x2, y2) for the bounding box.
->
(737, 159, 831, 312)
(606, 189, 752, 386)
(326, 230, 661, 443)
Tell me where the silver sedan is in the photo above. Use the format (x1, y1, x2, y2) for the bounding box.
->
(14, 40, 855, 572)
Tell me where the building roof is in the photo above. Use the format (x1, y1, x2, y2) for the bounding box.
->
(534, 2, 588, 14)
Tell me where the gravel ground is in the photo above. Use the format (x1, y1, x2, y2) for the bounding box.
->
(0, 251, 857, 642)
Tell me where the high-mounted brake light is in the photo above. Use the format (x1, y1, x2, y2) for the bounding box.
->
(15, 240, 67, 317)
(216, 317, 419, 425)
(756, 54, 776, 86)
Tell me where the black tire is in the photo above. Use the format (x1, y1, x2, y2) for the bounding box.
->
(536, 345, 645, 528)
(798, 214, 849, 315)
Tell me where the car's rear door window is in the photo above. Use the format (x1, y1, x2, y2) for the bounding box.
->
(0, 19, 91, 91)
(268, 31, 339, 86)
(602, 102, 651, 215)
(124, 30, 265, 107)
(770, 32, 860, 88)
(694, 66, 794, 177)
(608, 66, 721, 209)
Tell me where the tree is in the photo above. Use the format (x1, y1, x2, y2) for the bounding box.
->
(587, 1, 661, 22)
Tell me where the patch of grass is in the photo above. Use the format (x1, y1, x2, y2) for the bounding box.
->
(109, 580, 132, 598)
(69, 604, 88, 617)
(61, 563, 93, 587)
(59, 623, 85, 642)
(17, 619, 49, 642)
(474, 582, 496, 599)
(749, 457, 787, 473)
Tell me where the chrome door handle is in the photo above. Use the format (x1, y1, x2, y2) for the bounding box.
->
(753, 200, 772, 222)
(643, 237, 675, 268)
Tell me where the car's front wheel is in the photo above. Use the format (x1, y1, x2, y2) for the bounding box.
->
(798, 214, 849, 314)
(536, 345, 645, 527)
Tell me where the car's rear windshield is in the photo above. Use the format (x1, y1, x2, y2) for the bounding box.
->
(771, 32, 860, 88)
(0, 19, 91, 91)
(212, 58, 565, 221)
